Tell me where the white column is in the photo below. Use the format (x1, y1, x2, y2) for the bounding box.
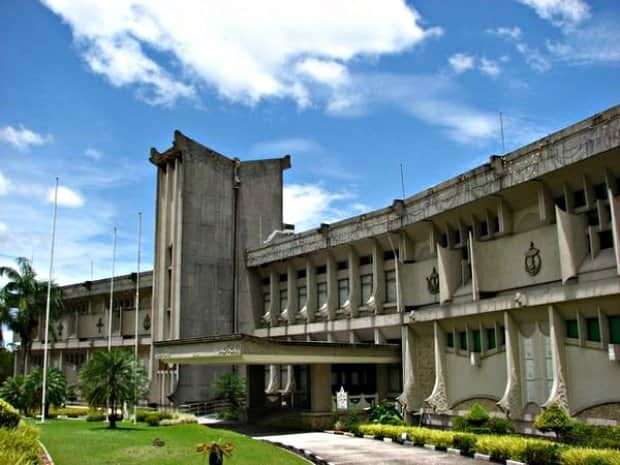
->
(543, 305, 569, 410)
(497, 311, 523, 418)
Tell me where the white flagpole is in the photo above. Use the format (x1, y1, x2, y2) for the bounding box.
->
(41, 177, 59, 423)
(108, 227, 117, 351)
(133, 212, 142, 424)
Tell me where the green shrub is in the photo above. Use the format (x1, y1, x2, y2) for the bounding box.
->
(451, 415, 468, 431)
(564, 422, 620, 449)
(368, 400, 404, 426)
(561, 447, 620, 465)
(467, 403, 490, 426)
(523, 441, 563, 465)
(50, 407, 88, 418)
(488, 416, 516, 435)
(452, 433, 477, 456)
(146, 413, 161, 426)
(0, 398, 20, 428)
(475, 436, 529, 462)
(535, 404, 574, 440)
(159, 414, 198, 426)
(135, 407, 157, 422)
(0, 422, 39, 465)
(86, 412, 105, 422)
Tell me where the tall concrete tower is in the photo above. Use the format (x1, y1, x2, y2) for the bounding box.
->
(149, 131, 290, 403)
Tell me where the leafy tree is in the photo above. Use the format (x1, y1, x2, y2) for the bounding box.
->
(0, 349, 14, 385)
(213, 372, 246, 420)
(25, 367, 68, 417)
(0, 375, 29, 414)
(0, 257, 64, 373)
(79, 349, 148, 428)
(534, 403, 574, 441)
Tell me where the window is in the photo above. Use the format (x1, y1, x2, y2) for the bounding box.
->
(359, 255, 372, 266)
(599, 230, 614, 250)
(480, 220, 489, 237)
(279, 289, 288, 311)
(459, 331, 468, 351)
(385, 270, 397, 303)
(446, 332, 454, 348)
(296, 269, 306, 279)
(383, 250, 397, 261)
(361, 274, 373, 304)
(486, 328, 497, 350)
(298, 286, 307, 309)
(593, 183, 608, 200)
(609, 316, 620, 344)
(586, 317, 601, 342)
(472, 330, 482, 353)
(261, 277, 270, 286)
(566, 319, 579, 339)
(316, 265, 327, 275)
(491, 217, 500, 235)
(317, 282, 327, 306)
(555, 196, 566, 211)
(574, 189, 586, 208)
(500, 326, 506, 347)
(337, 260, 348, 270)
(338, 279, 349, 308)
(279, 273, 288, 282)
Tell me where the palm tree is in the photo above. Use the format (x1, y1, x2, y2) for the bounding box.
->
(25, 367, 68, 417)
(0, 257, 64, 373)
(79, 349, 148, 428)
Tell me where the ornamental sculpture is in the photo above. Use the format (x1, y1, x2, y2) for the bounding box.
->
(96, 317, 104, 334)
(143, 313, 151, 331)
(524, 242, 542, 276)
(426, 267, 440, 295)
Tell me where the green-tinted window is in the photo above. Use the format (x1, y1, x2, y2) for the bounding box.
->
(473, 330, 482, 353)
(586, 317, 601, 342)
(499, 326, 506, 346)
(459, 331, 468, 351)
(610, 316, 620, 344)
(446, 332, 454, 348)
(566, 319, 579, 339)
(486, 328, 497, 350)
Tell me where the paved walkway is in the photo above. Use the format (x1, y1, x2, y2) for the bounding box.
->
(257, 432, 487, 465)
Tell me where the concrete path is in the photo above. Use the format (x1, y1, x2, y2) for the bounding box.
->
(257, 432, 487, 465)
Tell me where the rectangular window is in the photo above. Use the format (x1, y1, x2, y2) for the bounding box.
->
(566, 319, 579, 339)
(263, 292, 270, 314)
(593, 183, 608, 200)
(385, 270, 397, 303)
(360, 274, 373, 304)
(473, 330, 482, 353)
(383, 250, 397, 261)
(586, 317, 601, 342)
(337, 260, 348, 270)
(486, 328, 497, 350)
(609, 316, 620, 344)
(599, 230, 614, 250)
(338, 279, 349, 308)
(317, 282, 327, 306)
(446, 332, 454, 348)
(296, 269, 306, 279)
(459, 331, 468, 351)
(279, 289, 288, 311)
(480, 220, 489, 237)
(359, 255, 372, 266)
(316, 265, 326, 275)
(279, 273, 288, 282)
(500, 326, 506, 346)
(298, 286, 307, 309)
(574, 189, 586, 208)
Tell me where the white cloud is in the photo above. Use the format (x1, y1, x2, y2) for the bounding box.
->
(41, 0, 442, 107)
(47, 185, 85, 208)
(0, 171, 7, 195)
(283, 183, 368, 232)
(449, 53, 475, 73)
(545, 21, 620, 65)
(252, 138, 321, 156)
(479, 57, 501, 77)
(516, 43, 552, 71)
(0, 125, 52, 150)
(84, 147, 103, 160)
(517, 0, 590, 28)
(487, 26, 522, 40)
(295, 58, 350, 87)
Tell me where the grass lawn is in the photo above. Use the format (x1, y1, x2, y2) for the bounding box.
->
(38, 419, 308, 465)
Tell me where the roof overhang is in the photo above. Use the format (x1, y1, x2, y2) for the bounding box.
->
(153, 334, 401, 365)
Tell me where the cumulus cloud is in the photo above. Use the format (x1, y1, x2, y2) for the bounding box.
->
(252, 138, 321, 156)
(487, 26, 522, 40)
(84, 148, 103, 160)
(479, 57, 502, 77)
(517, 0, 590, 28)
(48, 185, 85, 208)
(0, 170, 7, 195)
(449, 53, 475, 73)
(41, 0, 442, 107)
(0, 125, 52, 150)
(283, 183, 368, 232)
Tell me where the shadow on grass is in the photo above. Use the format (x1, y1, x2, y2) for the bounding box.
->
(91, 425, 143, 431)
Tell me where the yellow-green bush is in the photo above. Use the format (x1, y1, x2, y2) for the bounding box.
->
(0, 398, 21, 428)
(561, 447, 620, 465)
(50, 406, 88, 418)
(0, 422, 39, 465)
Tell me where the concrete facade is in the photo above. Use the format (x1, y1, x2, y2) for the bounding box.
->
(23, 105, 620, 426)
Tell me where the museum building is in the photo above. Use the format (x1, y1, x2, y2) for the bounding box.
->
(23, 104, 620, 428)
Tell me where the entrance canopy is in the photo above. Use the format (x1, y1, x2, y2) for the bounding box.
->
(154, 334, 401, 365)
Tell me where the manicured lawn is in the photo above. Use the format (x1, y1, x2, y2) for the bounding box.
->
(38, 419, 308, 465)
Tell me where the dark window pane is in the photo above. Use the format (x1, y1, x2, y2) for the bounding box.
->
(296, 269, 307, 279)
(473, 330, 482, 353)
(486, 328, 496, 350)
(447, 332, 454, 348)
(599, 230, 614, 250)
(574, 189, 586, 208)
(459, 331, 467, 351)
(566, 319, 579, 338)
(586, 317, 601, 342)
(609, 316, 620, 344)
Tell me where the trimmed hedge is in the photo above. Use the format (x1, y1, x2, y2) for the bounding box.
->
(50, 407, 88, 418)
(144, 411, 174, 426)
(0, 398, 20, 428)
(357, 424, 620, 465)
(0, 421, 39, 465)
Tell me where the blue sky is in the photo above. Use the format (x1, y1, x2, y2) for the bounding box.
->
(1, 0, 619, 298)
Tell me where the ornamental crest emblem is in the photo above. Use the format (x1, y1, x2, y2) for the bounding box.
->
(524, 242, 542, 276)
(426, 267, 440, 295)
(143, 313, 151, 331)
